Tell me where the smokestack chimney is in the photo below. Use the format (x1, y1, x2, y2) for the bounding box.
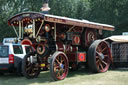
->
(41, 0, 51, 13)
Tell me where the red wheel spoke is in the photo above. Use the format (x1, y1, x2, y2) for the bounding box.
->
(99, 63, 104, 70)
(102, 60, 107, 66)
(60, 57, 64, 64)
(61, 59, 64, 63)
(54, 63, 59, 72)
(61, 69, 64, 73)
(57, 70, 61, 77)
(98, 43, 103, 52)
(59, 68, 64, 75)
(55, 66, 60, 69)
(97, 47, 101, 52)
(97, 63, 100, 70)
(60, 56, 62, 60)
(96, 51, 100, 55)
(101, 47, 107, 53)
(100, 42, 103, 48)
(96, 55, 99, 59)
(59, 56, 64, 63)
(54, 67, 57, 72)
(55, 58, 61, 64)
(96, 59, 100, 64)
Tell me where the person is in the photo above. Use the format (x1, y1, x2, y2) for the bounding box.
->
(40, 0, 51, 14)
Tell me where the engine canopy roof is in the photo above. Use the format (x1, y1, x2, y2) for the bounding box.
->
(8, 11, 115, 31)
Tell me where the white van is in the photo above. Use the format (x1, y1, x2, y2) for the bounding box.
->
(0, 38, 32, 75)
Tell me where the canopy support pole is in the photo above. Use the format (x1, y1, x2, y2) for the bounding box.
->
(12, 25, 18, 38)
(33, 20, 36, 38)
(19, 21, 22, 39)
(36, 20, 44, 38)
(54, 23, 56, 41)
(67, 25, 75, 32)
(21, 21, 24, 39)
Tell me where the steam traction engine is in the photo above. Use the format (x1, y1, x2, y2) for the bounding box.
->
(8, 12, 114, 80)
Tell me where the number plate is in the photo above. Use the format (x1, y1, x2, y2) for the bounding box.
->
(0, 58, 8, 64)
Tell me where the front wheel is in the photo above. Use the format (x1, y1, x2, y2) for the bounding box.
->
(50, 51, 69, 81)
(22, 52, 41, 79)
(88, 40, 111, 73)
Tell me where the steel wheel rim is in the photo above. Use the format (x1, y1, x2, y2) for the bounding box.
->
(53, 54, 68, 80)
(25, 55, 40, 76)
(95, 41, 111, 72)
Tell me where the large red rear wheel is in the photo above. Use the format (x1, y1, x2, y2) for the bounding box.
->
(50, 52, 69, 81)
(88, 40, 111, 73)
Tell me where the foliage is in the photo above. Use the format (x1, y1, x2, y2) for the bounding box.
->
(0, 0, 128, 41)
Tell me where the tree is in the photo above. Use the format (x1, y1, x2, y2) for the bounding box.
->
(0, 0, 128, 41)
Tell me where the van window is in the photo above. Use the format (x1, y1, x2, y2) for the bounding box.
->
(0, 46, 8, 57)
(13, 45, 23, 54)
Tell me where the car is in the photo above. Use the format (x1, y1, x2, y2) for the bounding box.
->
(0, 38, 33, 75)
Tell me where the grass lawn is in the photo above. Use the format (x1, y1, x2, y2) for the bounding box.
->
(0, 69, 128, 85)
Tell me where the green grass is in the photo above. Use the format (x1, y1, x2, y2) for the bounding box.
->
(0, 69, 128, 85)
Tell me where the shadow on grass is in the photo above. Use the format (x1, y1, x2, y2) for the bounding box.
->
(0, 68, 94, 85)
(0, 68, 127, 85)
(109, 68, 128, 72)
(0, 71, 53, 84)
(67, 69, 93, 78)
